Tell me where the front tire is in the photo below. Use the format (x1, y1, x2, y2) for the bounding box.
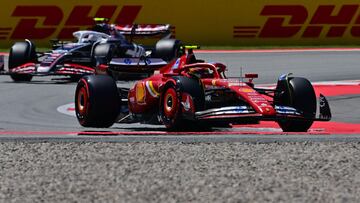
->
(75, 75, 120, 128)
(159, 76, 205, 131)
(10, 74, 33, 82)
(8, 41, 36, 82)
(160, 84, 183, 130)
(275, 77, 316, 132)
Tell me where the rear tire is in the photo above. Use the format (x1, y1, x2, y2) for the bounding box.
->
(8, 41, 36, 82)
(154, 39, 182, 62)
(75, 75, 120, 128)
(276, 77, 316, 132)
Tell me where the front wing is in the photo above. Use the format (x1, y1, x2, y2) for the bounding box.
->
(193, 95, 331, 123)
(0, 63, 95, 76)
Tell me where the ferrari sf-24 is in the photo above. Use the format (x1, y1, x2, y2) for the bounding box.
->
(75, 47, 331, 132)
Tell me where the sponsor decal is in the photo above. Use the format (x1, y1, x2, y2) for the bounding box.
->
(205, 95, 212, 102)
(234, 4, 360, 39)
(3, 2, 360, 45)
(320, 96, 326, 108)
(181, 94, 192, 112)
(124, 58, 132, 65)
(129, 96, 135, 103)
(136, 82, 146, 104)
(239, 88, 255, 93)
(204, 85, 219, 90)
(228, 82, 242, 87)
(1, 5, 142, 40)
(172, 58, 180, 69)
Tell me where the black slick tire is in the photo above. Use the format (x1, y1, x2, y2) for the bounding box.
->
(75, 75, 120, 128)
(276, 77, 316, 132)
(8, 41, 36, 82)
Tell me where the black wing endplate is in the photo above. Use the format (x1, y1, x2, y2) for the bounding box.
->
(317, 94, 332, 121)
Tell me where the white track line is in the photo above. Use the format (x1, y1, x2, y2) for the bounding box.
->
(57, 103, 75, 117)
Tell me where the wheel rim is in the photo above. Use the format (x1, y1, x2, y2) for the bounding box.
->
(163, 88, 177, 118)
(77, 86, 88, 116)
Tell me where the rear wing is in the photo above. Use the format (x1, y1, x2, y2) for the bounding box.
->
(115, 24, 171, 38)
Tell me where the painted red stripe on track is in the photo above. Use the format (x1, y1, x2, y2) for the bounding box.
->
(314, 85, 360, 97)
(256, 83, 360, 97)
(234, 121, 360, 135)
(1, 121, 360, 135)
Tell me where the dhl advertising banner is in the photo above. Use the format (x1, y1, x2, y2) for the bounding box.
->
(2, 0, 360, 47)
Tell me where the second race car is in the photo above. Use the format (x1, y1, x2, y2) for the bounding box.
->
(2, 18, 181, 82)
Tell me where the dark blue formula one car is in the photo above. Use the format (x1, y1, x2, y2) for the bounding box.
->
(1, 19, 181, 82)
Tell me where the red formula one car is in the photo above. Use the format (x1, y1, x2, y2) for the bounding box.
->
(75, 47, 332, 132)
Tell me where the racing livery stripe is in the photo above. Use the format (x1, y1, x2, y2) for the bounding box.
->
(145, 81, 159, 97)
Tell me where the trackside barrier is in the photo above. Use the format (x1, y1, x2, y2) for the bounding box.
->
(2, 0, 360, 47)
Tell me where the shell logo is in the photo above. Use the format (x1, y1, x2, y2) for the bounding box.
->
(136, 82, 146, 103)
(239, 88, 255, 93)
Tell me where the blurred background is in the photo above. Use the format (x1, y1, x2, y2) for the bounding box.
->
(1, 0, 360, 48)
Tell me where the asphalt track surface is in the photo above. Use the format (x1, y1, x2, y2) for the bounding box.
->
(2, 50, 360, 202)
(0, 50, 360, 142)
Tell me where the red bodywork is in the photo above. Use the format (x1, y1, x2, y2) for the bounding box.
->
(127, 53, 277, 120)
